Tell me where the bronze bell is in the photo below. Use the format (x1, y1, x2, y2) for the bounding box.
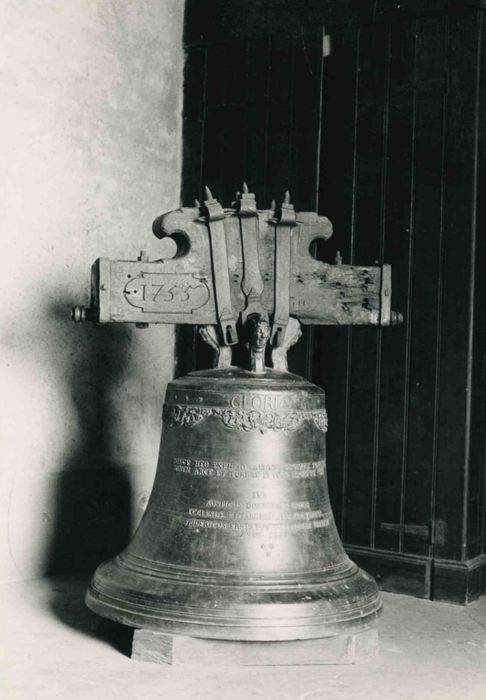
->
(86, 315, 382, 641)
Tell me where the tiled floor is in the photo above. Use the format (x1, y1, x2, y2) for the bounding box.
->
(2, 577, 485, 700)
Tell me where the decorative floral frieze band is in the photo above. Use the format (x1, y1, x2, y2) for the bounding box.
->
(163, 404, 328, 433)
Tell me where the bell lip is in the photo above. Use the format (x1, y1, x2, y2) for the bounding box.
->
(85, 584, 382, 642)
(85, 554, 383, 641)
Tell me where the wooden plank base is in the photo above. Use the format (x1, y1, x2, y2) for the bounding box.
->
(131, 628, 379, 666)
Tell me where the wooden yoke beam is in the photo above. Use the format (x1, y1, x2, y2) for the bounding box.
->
(73, 189, 403, 330)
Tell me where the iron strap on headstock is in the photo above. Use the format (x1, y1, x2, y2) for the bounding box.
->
(201, 187, 238, 345)
(236, 183, 267, 326)
(270, 191, 296, 347)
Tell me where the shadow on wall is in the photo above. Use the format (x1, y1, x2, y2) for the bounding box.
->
(44, 301, 133, 577)
(44, 300, 136, 653)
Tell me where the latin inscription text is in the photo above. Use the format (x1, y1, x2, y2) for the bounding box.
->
(173, 457, 325, 479)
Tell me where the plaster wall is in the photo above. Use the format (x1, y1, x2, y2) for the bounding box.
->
(0, 0, 185, 581)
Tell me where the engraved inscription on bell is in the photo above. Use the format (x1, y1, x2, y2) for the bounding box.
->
(173, 456, 331, 541)
(172, 457, 326, 478)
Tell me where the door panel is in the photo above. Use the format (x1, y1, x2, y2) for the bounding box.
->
(182, 2, 486, 599)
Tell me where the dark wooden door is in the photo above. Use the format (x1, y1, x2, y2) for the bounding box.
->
(181, 0, 486, 603)
(315, 5, 486, 603)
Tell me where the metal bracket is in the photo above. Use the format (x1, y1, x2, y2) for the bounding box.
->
(379, 264, 392, 326)
(203, 187, 238, 345)
(380, 520, 446, 546)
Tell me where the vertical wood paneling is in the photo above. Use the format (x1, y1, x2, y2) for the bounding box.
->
(263, 40, 295, 201)
(289, 35, 323, 210)
(461, 12, 482, 563)
(182, 4, 486, 597)
(181, 48, 207, 205)
(369, 22, 391, 550)
(194, 35, 323, 209)
(286, 33, 324, 379)
(316, 9, 485, 564)
(203, 41, 250, 203)
(401, 16, 448, 556)
(186, 34, 323, 373)
(467, 10, 485, 560)
(344, 24, 388, 547)
(194, 38, 273, 370)
(428, 16, 450, 566)
(434, 11, 482, 561)
(477, 19, 486, 559)
(266, 35, 324, 379)
(179, 48, 208, 373)
(374, 19, 416, 553)
(315, 28, 361, 536)
(244, 38, 272, 203)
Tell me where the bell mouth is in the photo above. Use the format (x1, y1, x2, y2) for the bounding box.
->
(85, 555, 382, 641)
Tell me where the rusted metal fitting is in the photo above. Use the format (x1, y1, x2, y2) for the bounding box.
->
(71, 305, 95, 323)
(390, 311, 404, 325)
